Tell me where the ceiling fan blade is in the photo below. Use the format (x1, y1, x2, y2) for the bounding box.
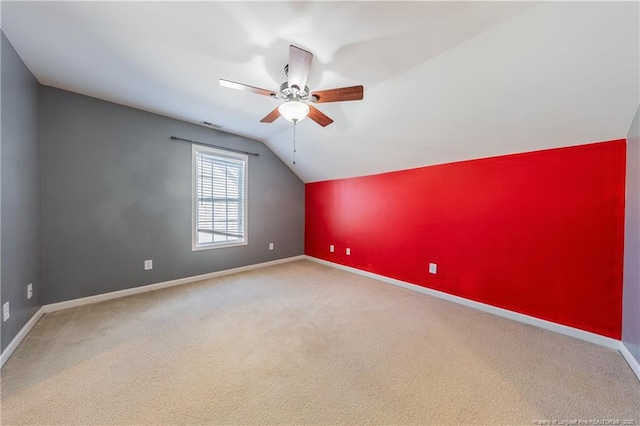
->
(311, 85, 364, 103)
(220, 79, 277, 97)
(287, 45, 313, 92)
(308, 105, 334, 127)
(260, 107, 281, 123)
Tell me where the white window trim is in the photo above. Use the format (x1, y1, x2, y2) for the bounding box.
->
(191, 144, 248, 251)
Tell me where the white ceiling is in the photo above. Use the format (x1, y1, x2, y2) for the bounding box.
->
(2, 1, 638, 182)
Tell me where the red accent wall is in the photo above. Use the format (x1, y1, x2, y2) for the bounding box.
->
(305, 140, 626, 339)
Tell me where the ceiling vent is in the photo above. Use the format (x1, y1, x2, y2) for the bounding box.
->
(200, 121, 223, 129)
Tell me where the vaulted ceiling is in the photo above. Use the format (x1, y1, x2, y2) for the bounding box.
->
(2, 1, 638, 182)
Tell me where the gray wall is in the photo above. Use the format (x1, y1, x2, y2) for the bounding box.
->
(623, 105, 640, 364)
(1, 32, 43, 352)
(41, 87, 304, 304)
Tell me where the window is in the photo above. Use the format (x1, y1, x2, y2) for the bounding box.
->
(192, 145, 247, 250)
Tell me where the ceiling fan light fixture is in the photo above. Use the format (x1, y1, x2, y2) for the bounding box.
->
(278, 101, 309, 123)
(221, 45, 364, 127)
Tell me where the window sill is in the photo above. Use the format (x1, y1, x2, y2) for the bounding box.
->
(192, 241, 248, 251)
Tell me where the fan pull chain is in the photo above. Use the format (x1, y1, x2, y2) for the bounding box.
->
(293, 120, 297, 165)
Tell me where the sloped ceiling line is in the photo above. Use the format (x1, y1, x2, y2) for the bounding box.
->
(2, 1, 638, 183)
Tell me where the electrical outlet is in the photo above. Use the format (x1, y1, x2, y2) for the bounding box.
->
(346, 248, 351, 255)
(3, 302, 9, 322)
(429, 263, 437, 274)
(269, 243, 274, 250)
(27, 283, 33, 299)
(144, 260, 153, 270)
(330, 245, 334, 252)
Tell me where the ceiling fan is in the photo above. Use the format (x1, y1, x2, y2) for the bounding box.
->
(220, 45, 364, 127)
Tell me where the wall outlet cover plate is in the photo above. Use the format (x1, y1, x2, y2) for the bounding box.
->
(3, 302, 10, 321)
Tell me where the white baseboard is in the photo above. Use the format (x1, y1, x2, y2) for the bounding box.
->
(305, 256, 620, 350)
(620, 342, 640, 381)
(44, 255, 305, 313)
(1, 306, 45, 368)
(4, 255, 634, 381)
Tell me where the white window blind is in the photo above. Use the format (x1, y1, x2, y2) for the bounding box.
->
(193, 146, 247, 250)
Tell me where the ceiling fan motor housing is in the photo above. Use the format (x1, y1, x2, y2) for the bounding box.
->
(277, 82, 312, 101)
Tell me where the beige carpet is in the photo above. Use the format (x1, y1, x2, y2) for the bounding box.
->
(1, 260, 638, 425)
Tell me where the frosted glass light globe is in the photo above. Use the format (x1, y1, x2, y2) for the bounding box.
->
(278, 101, 310, 123)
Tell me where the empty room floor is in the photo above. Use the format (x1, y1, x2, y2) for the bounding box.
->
(1, 260, 639, 425)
